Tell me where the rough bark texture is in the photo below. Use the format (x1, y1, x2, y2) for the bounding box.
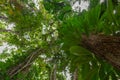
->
(81, 34, 120, 70)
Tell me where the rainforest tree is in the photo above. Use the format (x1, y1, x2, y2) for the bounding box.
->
(0, 0, 120, 80)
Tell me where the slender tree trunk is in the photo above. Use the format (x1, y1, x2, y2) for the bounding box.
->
(73, 68, 78, 80)
(50, 64, 57, 80)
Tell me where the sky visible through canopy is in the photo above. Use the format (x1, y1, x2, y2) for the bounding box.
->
(0, 0, 91, 54)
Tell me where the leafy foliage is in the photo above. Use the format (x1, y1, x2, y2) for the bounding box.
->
(0, 0, 120, 80)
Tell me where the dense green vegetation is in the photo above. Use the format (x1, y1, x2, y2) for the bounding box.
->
(0, 0, 120, 80)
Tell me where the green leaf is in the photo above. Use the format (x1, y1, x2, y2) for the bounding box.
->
(85, 68, 99, 80)
(69, 46, 91, 56)
(99, 64, 107, 80)
(110, 71, 118, 80)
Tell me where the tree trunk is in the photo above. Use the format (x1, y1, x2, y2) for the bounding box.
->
(81, 34, 120, 70)
(73, 68, 78, 80)
(50, 64, 57, 80)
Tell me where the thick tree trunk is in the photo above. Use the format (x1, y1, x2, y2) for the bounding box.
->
(81, 34, 120, 70)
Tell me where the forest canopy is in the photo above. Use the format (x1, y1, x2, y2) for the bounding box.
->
(0, 0, 120, 80)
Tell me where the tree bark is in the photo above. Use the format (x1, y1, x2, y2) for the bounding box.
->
(81, 34, 120, 70)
